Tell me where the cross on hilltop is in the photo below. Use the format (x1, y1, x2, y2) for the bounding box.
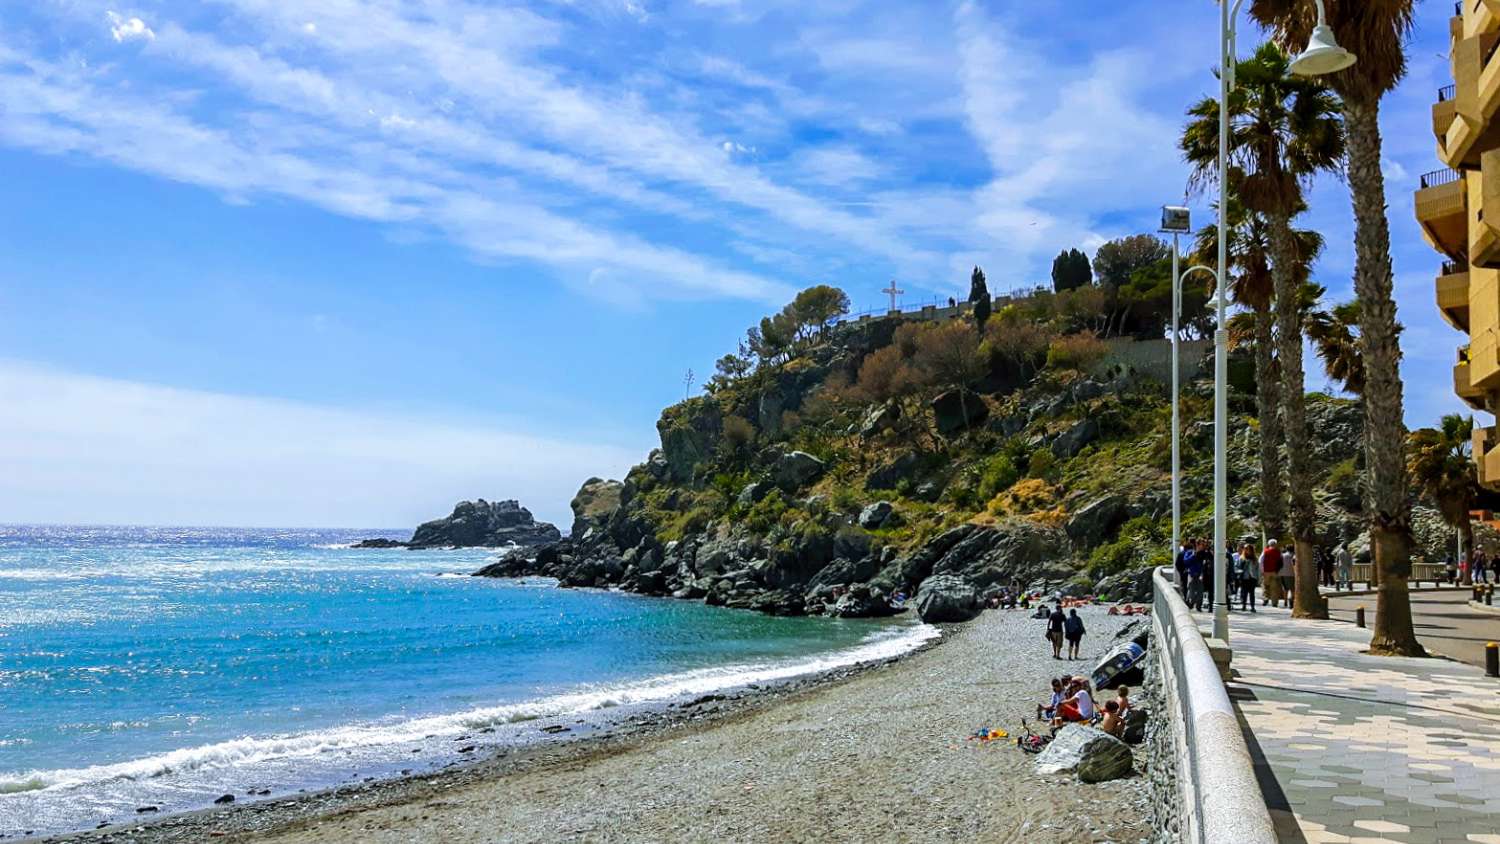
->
(882, 280, 904, 311)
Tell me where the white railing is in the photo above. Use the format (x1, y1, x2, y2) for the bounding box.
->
(1152, 567, 1276, 844)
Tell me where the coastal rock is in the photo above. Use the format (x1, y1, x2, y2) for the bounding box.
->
(350, 538, 407, 549)
(1052, 418, 1100, 459)
(1121, 708, 1149, 745)
(772, 451, 826, 490)
(657, 399, 723, 483)
(865, 452, 920, 492)
(915, 574, 981, 622)
(1065, 495, 1129, 549)
(409, 500, 562, 549)
(859, 501, 896, 530)
(214, 794, 235, 805)
(1095, 567, 1155, 604)
(931, 389, 988, 435)
(570, 478, 623, 539)
(1034, 724, 1134, 783)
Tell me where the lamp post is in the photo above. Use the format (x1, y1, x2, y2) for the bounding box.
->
(1209, 0, 1353, 641)
(1160, 206, 1192, 568)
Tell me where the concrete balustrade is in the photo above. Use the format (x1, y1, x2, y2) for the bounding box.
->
(1151, 567, 1276, 844)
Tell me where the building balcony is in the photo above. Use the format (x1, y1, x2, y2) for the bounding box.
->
(1479, 426, 1500, 490)
(1456, 349, 1488, 409)
(1461, 0, 1500, 38)
(1436, 85, 1458, 139)
(1417, 168, 1469, 259)
(1438, 260, 1472, 331)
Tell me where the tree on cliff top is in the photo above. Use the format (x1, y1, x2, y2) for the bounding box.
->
(1051, 248, 1092, 293)
(969, 267, 991, 331)
(791, 285, 851, 339)
(1092, 235, 1169, 290)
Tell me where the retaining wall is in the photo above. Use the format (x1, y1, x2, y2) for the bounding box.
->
(1148, 567, 1275, 844)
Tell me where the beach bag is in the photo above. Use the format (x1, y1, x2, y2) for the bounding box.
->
(1016, 721, 1052, 754)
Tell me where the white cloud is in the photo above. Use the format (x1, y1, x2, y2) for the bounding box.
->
(106, 10, 154, 42)
(0, 361, 644, 529)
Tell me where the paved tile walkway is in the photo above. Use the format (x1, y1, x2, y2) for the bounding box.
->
(1203, 606, 1500, 843)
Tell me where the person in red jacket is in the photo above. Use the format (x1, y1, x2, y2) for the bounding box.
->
(1260, 539, 1285, 608)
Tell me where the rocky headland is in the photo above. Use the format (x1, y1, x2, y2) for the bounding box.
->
(472, 288, 1455, 623)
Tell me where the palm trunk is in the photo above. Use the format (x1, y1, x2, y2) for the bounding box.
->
(1253, 309, 1287, 541)
(1267, 215, 1327, 619)
(1344, 96, 1424, 656)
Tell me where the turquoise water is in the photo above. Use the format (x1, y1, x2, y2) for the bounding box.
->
(0, 526, 934, 835)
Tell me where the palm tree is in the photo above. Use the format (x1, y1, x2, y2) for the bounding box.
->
(1409, 415, 1478, 584)
(1249, 0, 1422, 654)
(1193, 198, 1287, 545)
(1182, 42, 1343, 619)
(1307, 300, 1364, 396)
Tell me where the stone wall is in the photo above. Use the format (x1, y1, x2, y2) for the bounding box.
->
(1143, 630, 1183, 844)
(1100, 338, 1211, 387)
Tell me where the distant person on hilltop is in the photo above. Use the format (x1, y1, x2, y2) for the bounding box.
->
(1046, 604, 1066, 660)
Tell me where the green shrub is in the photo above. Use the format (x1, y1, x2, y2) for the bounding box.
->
(976, 453, 1021, 501)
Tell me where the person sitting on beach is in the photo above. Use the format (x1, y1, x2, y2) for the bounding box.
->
(1114, 685, 1131, 715)
(1036, 677, 1065, 721)
(1052, 679, 1096, 726)
(1098, 700, 1124, 737)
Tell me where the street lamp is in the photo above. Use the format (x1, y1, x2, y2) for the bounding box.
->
(1160, 206, 1192, 570)
(1209, 0, 1354, 641)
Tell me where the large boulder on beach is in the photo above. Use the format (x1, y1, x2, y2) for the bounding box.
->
(409, 500, 562, 549)
(1034, 724, 1134, 783)
(914, 574, 980, 623)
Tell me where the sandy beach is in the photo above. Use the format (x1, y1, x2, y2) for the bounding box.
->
(48, 607, 1150, 844)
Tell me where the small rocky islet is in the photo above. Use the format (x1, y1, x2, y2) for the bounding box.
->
(354, 499, 561, 550)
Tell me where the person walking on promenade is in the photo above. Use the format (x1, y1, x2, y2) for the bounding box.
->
(1280, 544, 1297, 610)
(1235, 543, 1259, 612)
(1260, 539, 1284, 608)
(1319, 546, 1334, 588)
(1335, 543, 1353, 591)
(1063, 608, 1086, 661)
(1175, 538, 1193, 594)
(1475, 550, 1489, 584)
(1491, 551, 1499, 585)
(1046, 604, 1066, 660)
(1184, 541, 1206, 612)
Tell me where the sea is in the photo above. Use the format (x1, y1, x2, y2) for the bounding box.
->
(0, 525, 937, 836)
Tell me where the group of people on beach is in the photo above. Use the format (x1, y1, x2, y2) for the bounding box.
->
(1036, 675, 1130, 738)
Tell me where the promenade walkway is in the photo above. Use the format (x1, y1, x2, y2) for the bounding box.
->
(1208, 607, 1500, 843)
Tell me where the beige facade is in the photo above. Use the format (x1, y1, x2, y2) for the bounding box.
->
(1425, 1, 1500, 487)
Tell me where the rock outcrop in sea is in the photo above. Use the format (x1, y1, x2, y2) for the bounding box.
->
(356, 499, 561, 549)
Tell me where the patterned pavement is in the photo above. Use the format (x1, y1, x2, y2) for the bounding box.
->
(1203, 606, 1500, 843)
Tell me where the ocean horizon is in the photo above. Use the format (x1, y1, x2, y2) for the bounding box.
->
(0, 524, 935, 836)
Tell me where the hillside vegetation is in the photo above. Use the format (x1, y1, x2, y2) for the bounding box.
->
(480, 283, 1446, 620)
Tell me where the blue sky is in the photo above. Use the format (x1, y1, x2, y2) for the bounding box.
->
(0, 0, 1470, 528)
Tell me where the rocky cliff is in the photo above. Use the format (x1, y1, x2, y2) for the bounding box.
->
(473, 302, 1440, 621)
